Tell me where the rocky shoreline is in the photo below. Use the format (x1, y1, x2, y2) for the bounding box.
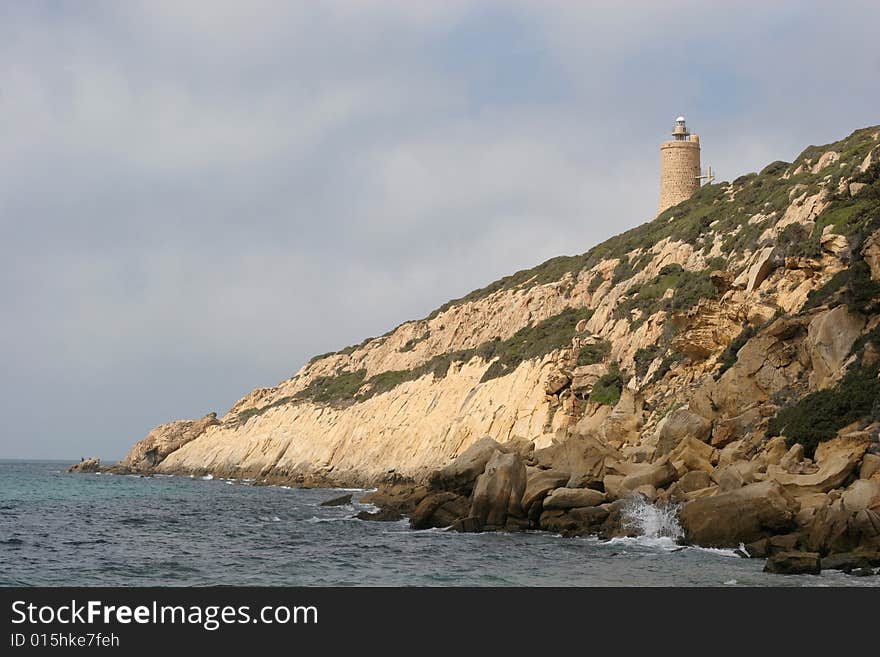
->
(356, 430, 880, 577)
(67, 420, 880, 577)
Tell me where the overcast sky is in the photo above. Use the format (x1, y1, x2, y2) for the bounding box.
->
(1, 1, 878, 459)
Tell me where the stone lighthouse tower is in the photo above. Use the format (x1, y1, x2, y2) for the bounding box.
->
(657, 116, 701, 215)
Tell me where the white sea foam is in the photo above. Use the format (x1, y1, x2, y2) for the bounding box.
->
(200, 474, 214, 481)
(304, 516, 356, 523)
(621, 496, 683, 541)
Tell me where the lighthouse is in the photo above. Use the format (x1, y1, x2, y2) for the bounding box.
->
(657, 116, 702, 215)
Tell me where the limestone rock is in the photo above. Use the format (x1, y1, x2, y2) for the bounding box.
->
(115, 413, 219, 472)
(319, 493, 352, 506)
(711, 408, 762, 448)
(822, 551, 880, 572)
(811, 150, 839, 173)
(355, 508, 403, 522)
(532, 430, 621, 482)
(861, 454, 880, 480)
(542, 487, 606, 510)
(654, 407, 712, 456)
(544, 370, 571, 395)
(410, 492, 468, 530)
(675, 470, 713, 494)
(429, 437, 506, 495)
(734, 247, 779, 293)
(570, 364, 607, 395)
(679, 481, 797, 547)
(620, 459, 677, 492)
(66, 458, 101, 474)
(521, 468, 571, 515)
(470, 450, 528, 530)
(539, 506, 609, 536)
(601, 388, 644, 445)
(841, 480, 880, 513)
(763, 551, 821, 575)
(862, 228, 880, 281)
(769, 434, 870, 494)
(849, 182, 867, 196)
(806, 306, 865, 390)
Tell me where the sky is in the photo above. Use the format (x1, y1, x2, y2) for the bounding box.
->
(1, 1, 879, 459)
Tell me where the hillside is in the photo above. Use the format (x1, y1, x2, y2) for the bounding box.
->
(110, 123, 880, 506)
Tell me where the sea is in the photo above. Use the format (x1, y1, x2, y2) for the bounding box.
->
(1, 460, 877, 587)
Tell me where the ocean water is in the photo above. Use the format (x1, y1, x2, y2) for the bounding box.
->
(1, 460, 877, 587)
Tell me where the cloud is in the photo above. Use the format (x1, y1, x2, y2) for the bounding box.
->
(0, 1, 878, 458)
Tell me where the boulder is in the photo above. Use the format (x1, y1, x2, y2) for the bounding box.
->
(718, 439, 755, 468)
(862, 227, 880, 281)
(669, 437, 716, 477)
(821, 551, 880, 572)
(448, 516, 483, 533)
(621, 459, 677, 492)
(355, 508, 403, 522)
(804, 499, 856, 554)
(655, 407, 712, 456)
(716, 466, 745, 492)
(543, 487, 606, 510)
(319, 493, 352, 506)
(632, 484, 657, 502)
(769, 434, 870, 494)
(602, 474, 626, 501)
(860, 454, 880, 480)
(849, 182, 868, 197)
(711, 408, 762, 448)
(675, 470, 713, 493)
(410, 492, 469, 530)
(763, 551, 821, 575)
(841, 480, 880, 513)
(470, 451, 527, 531)
(601, 388, 644, 445)
(779, 443, 805, 473)
(539, 506, 609, 536)
(521, 468, 570, 517)
(679, 481, 797, 547)
(532, 430, 621, 482)
(544, 370, 571, 395)
(429, 437, 506, 495)
(806, 306, 865, 390)
(743, 246, 778, 292)
(570, 364, 608, 396)
(360, 484, 429, 515)
(762, 437, 789, 466)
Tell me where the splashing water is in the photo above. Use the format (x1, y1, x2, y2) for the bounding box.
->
(620, 496, 683, 543)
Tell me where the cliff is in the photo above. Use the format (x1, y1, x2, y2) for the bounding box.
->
(111, 125, 880, 507)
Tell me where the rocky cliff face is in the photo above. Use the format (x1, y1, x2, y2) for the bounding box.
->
(114, 125, 880, 523)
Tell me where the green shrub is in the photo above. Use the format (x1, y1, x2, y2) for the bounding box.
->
(590, 363, 625, 405)
(577, 340, 610, 366)
(634, 345, 662, 378)
(479, 306, 594, 382)
(767, 363, 880, 458)
(779, 223, 822, 259)
(295, 369, 367, 404)
(715, 324, 756, 379)
(671, 269, 716, 311)
(649, 351, 682, 384)
(612, 257, 635, 285)
(587, 273, 605, 294)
